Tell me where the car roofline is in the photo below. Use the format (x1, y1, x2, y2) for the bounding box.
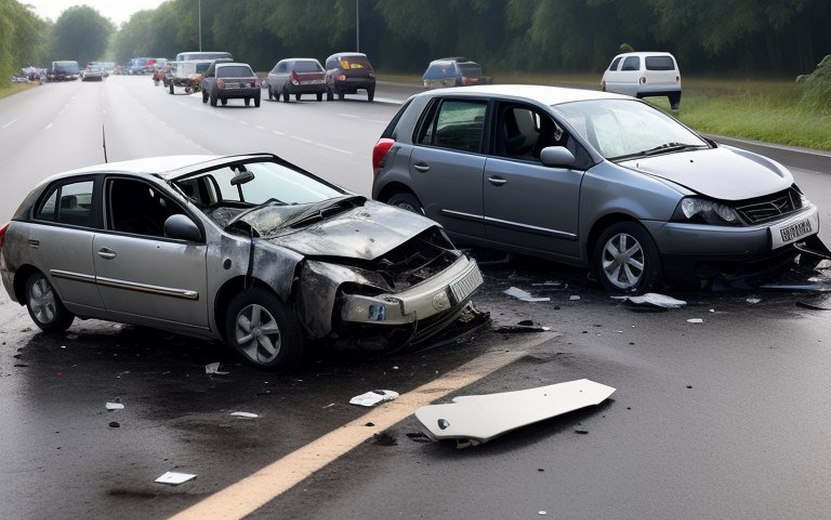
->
(414, 84, 633, 105)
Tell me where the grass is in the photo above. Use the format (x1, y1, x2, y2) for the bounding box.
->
(0, 81, 38, 99)
(379, 72, 831, 152)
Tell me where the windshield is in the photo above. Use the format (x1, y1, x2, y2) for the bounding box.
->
(553, 99, 708, 160)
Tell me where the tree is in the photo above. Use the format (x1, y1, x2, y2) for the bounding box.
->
(49, 5, 114, 65)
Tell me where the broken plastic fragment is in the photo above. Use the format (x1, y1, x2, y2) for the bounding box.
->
(349, 389, 399, 407)
(687, 318, 704, 324)
(612, 293, 686, 308)
(155, 471, 196, 485)
(106, 402, 124, 410)
(569, 295, 581, 301)
(504, 287, 550, 302)
(747, 298, 761, 304)
(205, 362, 229, 375)
(230, 411, 258, 419)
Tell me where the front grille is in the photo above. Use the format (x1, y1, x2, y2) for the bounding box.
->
(735, 187, 802, 224)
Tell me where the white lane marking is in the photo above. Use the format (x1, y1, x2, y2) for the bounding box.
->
(272, 130, 284, 136)
(337, 113, 391, 124)
(254, 125, 266, 131)
(2, 119, 17, 129)
(45, 123, 53, 130)
(168, 348, 531, 520)
(290, 136, 313, 144)
(238, 120, 249, 125)
(317, 143, 354, 155)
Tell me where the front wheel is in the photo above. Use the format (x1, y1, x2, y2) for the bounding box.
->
(326, 86, 334, 101)
(282, 88, 290, 103)
(225, 288, 303, 369)
(268, 86, 274, 101)
(387, 191, 424, 214)
(367, 88, 375, 102)
(169, 84, 174, 95)
(25, 272, 74, 333)
(316, 92, 323, 101)
(210, 91, 217, 106)
(254, 95, 261, 107)
(295, 93, 301, 101)
(593, 222, 661, 293)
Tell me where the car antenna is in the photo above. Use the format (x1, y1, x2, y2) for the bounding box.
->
(102, 125, 108, 163)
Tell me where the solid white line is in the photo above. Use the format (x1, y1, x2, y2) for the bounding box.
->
(1, 119, 17, 129)
(45, 123, 53, 130)
(290, 136, 313, 144)
(167, 347, 535, 520)
(317, 143, 354, 155)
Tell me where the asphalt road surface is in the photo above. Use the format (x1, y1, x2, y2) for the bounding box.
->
(1, 77, 831, 520)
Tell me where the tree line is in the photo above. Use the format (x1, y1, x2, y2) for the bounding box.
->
(3, 0, 830, 80)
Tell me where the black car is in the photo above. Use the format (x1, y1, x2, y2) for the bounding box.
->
(325, 52, 376, 102)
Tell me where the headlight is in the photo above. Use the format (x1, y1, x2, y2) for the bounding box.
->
(673, 197, 743, 225)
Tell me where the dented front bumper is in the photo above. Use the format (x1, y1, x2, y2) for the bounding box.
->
(340, 256, 483, 325)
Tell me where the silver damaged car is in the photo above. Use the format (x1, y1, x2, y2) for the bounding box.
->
(0, 153, 483, 369)
(372, 85, 824, 292)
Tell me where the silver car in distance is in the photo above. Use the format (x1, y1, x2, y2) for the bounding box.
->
(0, 153, 483, 369)
(372, 85, 823, 292)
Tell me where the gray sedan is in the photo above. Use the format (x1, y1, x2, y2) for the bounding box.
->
(372, 85, 823, 292)
(0, 153, 482, 369)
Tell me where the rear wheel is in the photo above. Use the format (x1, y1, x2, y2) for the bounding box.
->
(387, 191, 424, 214)
(316, 92, 323, 101)
(210, 91, 217, 106)
(367, 88, 375, 102)
(593, 221, 661, 293)
(225, 288, 303, 370)
(282, 87, 290, 103)
(326, 86, 334, 101)
(254, 95, 261, 107)
(295, 93, 301, 101)
(169, 84, 174, 94)
(268, 85, 274, 101)
(25, 272, 74, 333)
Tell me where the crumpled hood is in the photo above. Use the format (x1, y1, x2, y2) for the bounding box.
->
(266, 200, 437, 260)
(620, 147, 793, 200)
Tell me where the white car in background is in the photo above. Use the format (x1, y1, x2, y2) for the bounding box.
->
(601, 52, 682, 109)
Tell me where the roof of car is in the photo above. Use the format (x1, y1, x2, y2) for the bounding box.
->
(54, 153, 277, 181)
(613, 51, 676, 58)
(419, 84, 629, 105)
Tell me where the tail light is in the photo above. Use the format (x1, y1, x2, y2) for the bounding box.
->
(0, 223, 8, 252)
(337, 73, 347, 81)
(217, 79, 225, 89)
(676, 75, 680, 83)
(290, 71, 300, 86)
(639, 76, 647, 85)
(373, 138, 395, 175)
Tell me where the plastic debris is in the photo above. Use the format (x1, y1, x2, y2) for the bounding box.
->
(797, 296, 831, 310)
(569, 295, 581, 301)
(205, 362, 229, 375)
(747, 297, 761, 304)
(155, 471, 197, 485)
(612, 293, 686, 308)
(230, 411, 258, 419)
(687, 318, 704, 324)
(349, 389, 399, 407)
(504, 287, 550, 302)
(106, 402, 124, 410)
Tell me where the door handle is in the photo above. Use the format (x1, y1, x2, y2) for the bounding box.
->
(413, 162, 430, 173)
(27, 239, 40, 248)
(98, 247, 117, 260)
(488, 176, 508, 186)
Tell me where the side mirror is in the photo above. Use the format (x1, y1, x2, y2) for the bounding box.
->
(164, 214, 202, 242)
(539, 146, 576, 168)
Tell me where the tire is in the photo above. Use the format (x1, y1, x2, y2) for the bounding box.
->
(245, 97, 250, 106)
(210, 91, 217, 106)
(202, 91, 208, 103)
(169, 84, 174, 95)
(367, 88, 375, 102)
(25, 272, 74, 333)
(387, 191, 424, 214)
(668, 92, 681, 110)
(254, 95, 261, 107)
(316, 92, 323, 101)
(282, 88, 290, 103)
(337, 91, 345, 101)
(295, 93, 301, 101)
(225, 288, 303, 369)
(221, 98, 227, 106)
(268, 86, 274, 101)
(593, 221, 661, 293)
(326, 86, 333, 101)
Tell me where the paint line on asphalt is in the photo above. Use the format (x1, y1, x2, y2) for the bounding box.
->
(317, 143, 354, 155)
(1, 119, 17, 129)
(168, 347, 537, 520)
(290, 136, 313, 144)
(272, 130, 284, 136)
(44, 122, 53, 130)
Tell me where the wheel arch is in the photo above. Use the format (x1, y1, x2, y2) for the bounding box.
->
(12, 264, 42, 304)
(586, 212, 646, 264)
(375, 181, 420, 205)
(213, 276, 296, 343)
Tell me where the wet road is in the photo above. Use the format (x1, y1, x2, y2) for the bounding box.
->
(2, 77, 831, 519)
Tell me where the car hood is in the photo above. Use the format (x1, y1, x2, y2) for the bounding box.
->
(619, 147, 793, 200)
(265, 200, 437, 261)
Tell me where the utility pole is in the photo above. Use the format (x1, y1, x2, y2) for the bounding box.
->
(356, 0, 360, 52)
(198, 0, 202, 51)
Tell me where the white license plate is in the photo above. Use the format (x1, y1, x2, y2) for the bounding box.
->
(450, 265, 483, 303)
(770, 209, 818, 249)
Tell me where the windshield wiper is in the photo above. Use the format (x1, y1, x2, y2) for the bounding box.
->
(640, 142, 706, 156)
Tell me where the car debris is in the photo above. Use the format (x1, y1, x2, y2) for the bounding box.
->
(349, 389, 399, 407)
(504, 287, 550, 302)
(746, 297, 761, 304)
(797, 296, 831, 311)
(612, 292, 686, 309)
(413, 379, 615, 447)
(494, 320, 551, 333)
(230, 411, 258, 419)
(155, 471, 197, 485)
(687, 318, 704, 324)
(105, 402, 124, 410)
(205, 362, 230, 375)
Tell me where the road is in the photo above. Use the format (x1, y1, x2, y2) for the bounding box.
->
(2, 76, 831, 520)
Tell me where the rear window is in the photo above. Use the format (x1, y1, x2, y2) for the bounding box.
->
(457, 63, 482, 76)
(217, 65, 255, 78)
(608, 57, 622, 71)
(35, 180, 95, 227)
(292, 61, 323, 73)
(621, 56, 640, 71)
(338, 56, 372, 69)
(645, 56, 676, 71)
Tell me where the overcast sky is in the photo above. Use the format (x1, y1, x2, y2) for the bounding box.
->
(23, 0, 168, 25)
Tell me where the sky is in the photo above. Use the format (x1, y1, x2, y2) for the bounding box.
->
(23, 0, 168, 26)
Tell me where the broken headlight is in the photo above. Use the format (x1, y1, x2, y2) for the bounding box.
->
(672, 197, 743, 226)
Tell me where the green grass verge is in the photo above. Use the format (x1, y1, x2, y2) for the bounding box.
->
(379, 72, 831, 152)
(0, 82, 38, 99)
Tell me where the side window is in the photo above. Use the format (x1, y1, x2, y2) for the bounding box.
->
(621, 56, 640, 71)
(495, 104, 567, 161)
(276, 63, 287, 73)
(608, 57, 622, 71)
(107, 178, 184, 237)
(416, 99, 487, 153)
(35, 180, 95, 227)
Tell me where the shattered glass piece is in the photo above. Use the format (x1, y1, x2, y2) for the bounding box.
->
(504, 287, 550, 302)
(349, 389, 399, 407)
(155, 471, 197, 485)
(230, 411, 258, 419)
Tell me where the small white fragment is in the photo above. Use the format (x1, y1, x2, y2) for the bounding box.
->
(569, 295, 581, 301)
(687, 318, 704, 324)
(504, 286, 550, 302)
(230, 411, 258, 419)
(60, 345, 66, 349)
(155, 471, 196, 485)
(105, 402, 124, 410)
(746, 297, 761, 304)
(205, 362, 229, 375)
(322, 403, 335, 409)
(392, 365, 399, 370)
(349, 389, 399, 407)
(539, 512, 547, 516)
(709, 309, 715, 313)
(612, 293, 686, 308)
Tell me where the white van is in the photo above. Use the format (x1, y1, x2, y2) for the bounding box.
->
(601, 52, 681, 109)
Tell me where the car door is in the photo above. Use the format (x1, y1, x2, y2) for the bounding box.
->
(25, 176, 105, 315)
(409, 97, 488, 238)
(92, 177, 209, 331)
(483, 104, 584, 258)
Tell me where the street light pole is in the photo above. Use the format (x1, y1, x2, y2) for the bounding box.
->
(356, 0, 360, 52)
(198, 0, 202, 51)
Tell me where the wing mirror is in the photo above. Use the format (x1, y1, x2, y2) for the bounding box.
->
(164, 214, 202, 242)
(539, 146, 576, 168)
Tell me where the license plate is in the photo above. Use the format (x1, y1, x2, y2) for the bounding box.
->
(770, 210, 818, 249)
(450, 265, 484, 303)
(780, 219, 812, 243)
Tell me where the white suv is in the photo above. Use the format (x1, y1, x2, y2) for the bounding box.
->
(601, 52, 681, 109)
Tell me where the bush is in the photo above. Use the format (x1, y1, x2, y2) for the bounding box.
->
(800, 54, 831, 111)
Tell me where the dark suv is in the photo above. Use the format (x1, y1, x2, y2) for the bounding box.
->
(324, 52, 376, 102)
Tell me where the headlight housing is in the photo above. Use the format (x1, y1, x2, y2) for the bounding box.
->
(672, 197, 744, 226)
